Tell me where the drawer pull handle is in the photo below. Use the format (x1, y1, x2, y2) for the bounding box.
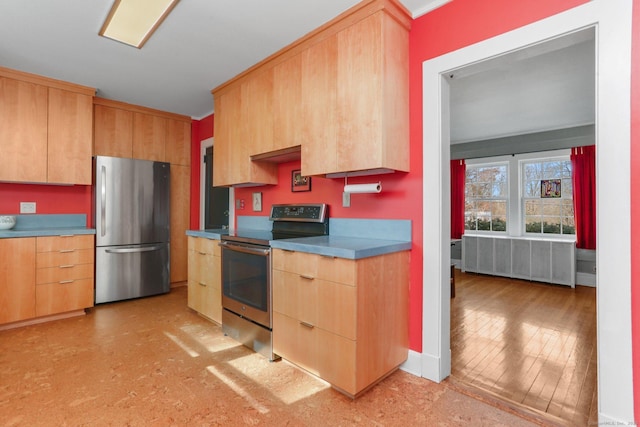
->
(59, 280, 74, 284)
(300, 321, 314, 329)
(59, 235, 75, 238)
(199, 251, 207, 255)
(59, 249, 76, 253)
(59, 264, 75, 269)
(299, 274, 314, 280)
(199, 282, 207, 287)
(320, 254, 336, 259)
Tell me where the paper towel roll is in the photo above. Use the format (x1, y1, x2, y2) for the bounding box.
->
(343, 182, 382, 194)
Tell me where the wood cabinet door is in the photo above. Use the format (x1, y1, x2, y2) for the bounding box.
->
(94, 104, 133, 158)
(0, 77, 48, 183)
(133, 112, 166, 161)
(273, 54, 302, 151)
(47, 88, 93, 184)
(35, 279, 94, 317)
(213, 89, 240, 186)
(301, 35, 338, 176)
(165, 119, 191, 166)
(0, 238, 36, 324)
(243, 68, 274, 155)
(336, 13, 383, 173)
(170, 164, 190, 283)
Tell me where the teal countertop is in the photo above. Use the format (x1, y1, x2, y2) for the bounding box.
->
(185, 218, 411, 260)
(0, 214, 95, 239)
(270, 235, 411, 259)
(186, 229, 229, 240)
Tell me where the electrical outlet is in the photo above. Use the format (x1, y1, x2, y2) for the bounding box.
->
(20, 202, 36, 214)
(342, 192, 351, 208)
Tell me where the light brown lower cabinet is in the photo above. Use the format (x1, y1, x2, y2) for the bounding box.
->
(35, 235, 94, 317)
(0, 238, 36, 324)
(272, 248, 410, 397)
(187, 236, 222, 324)
(0, 235, 94, 328)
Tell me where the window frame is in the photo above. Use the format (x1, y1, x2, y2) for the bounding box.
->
(463, 160, 510, 235)
(519, 155, 575, 237)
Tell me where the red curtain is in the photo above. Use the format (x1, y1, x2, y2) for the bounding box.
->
(451, 159, 466, 239)
(571, 145, 596, 249)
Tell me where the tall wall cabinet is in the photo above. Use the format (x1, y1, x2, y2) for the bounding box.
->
(0, 67, 94, 185)
(93, 98, 191, 284)
(211, 0, 410, 186)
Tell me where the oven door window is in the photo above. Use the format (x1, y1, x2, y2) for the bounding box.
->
(222, 247, 268, 312)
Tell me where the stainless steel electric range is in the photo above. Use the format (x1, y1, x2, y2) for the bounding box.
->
(219, 203, 329, 360)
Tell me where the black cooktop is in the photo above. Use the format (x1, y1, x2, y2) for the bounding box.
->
(222, 203, 329, 246)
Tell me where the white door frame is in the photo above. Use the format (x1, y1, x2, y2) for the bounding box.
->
(420, 0, 633, 423)
(200, 137, 234, 230)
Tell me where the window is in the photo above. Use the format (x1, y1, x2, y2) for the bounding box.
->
(522, 158, 575, 235)
(465, 164, 508, 232)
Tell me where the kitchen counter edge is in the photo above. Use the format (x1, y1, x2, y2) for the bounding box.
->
(0, 228, 96, 238)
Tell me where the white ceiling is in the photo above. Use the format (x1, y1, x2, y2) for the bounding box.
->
(0, 0, 593, 143)
(449, 28, 595, 143)
(0, 0, 443, 119)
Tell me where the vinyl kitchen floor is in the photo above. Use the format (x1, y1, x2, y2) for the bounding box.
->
(0, 287, 563, 427)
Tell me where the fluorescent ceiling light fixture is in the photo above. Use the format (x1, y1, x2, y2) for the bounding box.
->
(99, 0, 180, 48)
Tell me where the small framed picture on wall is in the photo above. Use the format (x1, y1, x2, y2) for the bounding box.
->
(291, 169, 311, 192)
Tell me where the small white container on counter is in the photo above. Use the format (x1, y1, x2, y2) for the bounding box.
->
(0, 215, 16, 230)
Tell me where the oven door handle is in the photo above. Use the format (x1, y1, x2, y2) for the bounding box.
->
(219, 241, 271, 256)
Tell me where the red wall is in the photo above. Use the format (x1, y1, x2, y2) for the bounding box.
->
(0, 183, 92, 224)
(188, 1, 640, 415)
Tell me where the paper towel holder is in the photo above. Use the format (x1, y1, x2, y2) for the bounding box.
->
(343, 177, 382, 194)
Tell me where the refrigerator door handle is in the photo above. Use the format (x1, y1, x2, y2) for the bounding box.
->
(105, 245, 164, 254)
(101, 165, 106, 237)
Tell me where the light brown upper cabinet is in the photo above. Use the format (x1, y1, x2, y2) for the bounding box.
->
(0, 67, 95, 185)
(273, 54, 303, 152)
(301, 35, 339, 176)
(165, 119, 191, 166)
(94, 104, 134, 158)
(211, 0, 410, 185)
(213, 86, 278, 187)
(133, 112, 166, 162)
(244, 68, 274, 156)
(48, 88, 93, 184)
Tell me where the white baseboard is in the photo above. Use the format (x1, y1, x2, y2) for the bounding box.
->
(576, 272, 596, 287)
(400, 350, 422, 377)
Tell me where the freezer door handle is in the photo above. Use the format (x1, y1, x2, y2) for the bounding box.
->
(101, 165, 106, 237)
(105, 245, 164, 254)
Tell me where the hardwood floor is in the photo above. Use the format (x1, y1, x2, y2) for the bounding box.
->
(451, 270, 597, 426)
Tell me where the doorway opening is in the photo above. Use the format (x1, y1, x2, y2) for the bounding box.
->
(200, 138, 231, 230)
(445, 29, 597, 424)
(420, 1, 634, 423)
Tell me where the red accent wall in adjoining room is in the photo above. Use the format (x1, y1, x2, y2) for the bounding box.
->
(0, 183, 92, 223)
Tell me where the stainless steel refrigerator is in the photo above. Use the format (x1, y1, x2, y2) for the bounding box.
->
(94, 156, 170, 304)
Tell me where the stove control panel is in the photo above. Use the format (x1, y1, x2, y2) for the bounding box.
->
(270, 203, 327, 223)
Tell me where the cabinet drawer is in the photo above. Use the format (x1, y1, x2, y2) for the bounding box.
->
(273, 312, 356, 394)
(187, 279, 222, 324)
(36, 263, 94, 285)
(36, 248, 94, 269)
(272, 249, 356, 285)
(188, 251, 220, 286)
(35, 278, 94, 316)
(188, 236, 221, 256)
(273, 270, 356, 340)
(37, 235, 94, 252)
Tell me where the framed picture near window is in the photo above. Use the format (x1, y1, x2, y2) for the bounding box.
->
(291, 169, 311, 192)
(541, 179, 561, 198)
